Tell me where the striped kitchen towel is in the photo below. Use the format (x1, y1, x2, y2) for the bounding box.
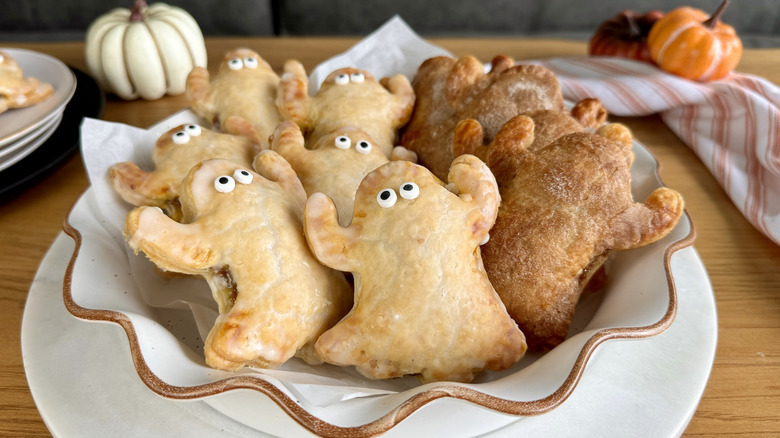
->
(537, 57, 780, 246)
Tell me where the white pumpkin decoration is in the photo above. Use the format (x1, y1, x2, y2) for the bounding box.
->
(85, 0, 207, 100)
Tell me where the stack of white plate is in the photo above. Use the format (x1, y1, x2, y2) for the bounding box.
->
(0, 48, 77, 173)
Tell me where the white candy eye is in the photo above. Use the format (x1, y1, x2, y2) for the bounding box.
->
(334, 136, 351, 149)
(233, 169, 253, 184)
(335, 73, 349, 85)
(399, 182, 420, 200)
(377, 188, 397, 208)
(355, 139, 372, 154)
(228, 58, 243, 70)
(172, 131, 190, 144)
(214, 175, 236, 193)
(350, 72, 365, 83)
(243, 57, 258, 68)
(184, 124, 202, 136)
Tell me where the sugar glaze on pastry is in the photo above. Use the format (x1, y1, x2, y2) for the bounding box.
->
(304, 157, 527, 383)
(124, 157, 352, 371)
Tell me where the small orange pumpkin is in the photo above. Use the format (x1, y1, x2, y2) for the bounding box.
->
(647, 0, 742, 81)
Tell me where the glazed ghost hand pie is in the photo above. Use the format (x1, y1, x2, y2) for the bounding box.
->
(303, 156, 527, 383)
(401, 55, 565, 180)
(268, 120, 416, 226)
(124, 156, 352, 371)
(0, 51, 54, 115)
(186, 48, 282, 147)
(109, 117, 262, 220)
(276, 61, 415, 157)
(453, 115, 685, 351)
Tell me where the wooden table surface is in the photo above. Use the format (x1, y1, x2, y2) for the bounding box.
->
(1, 37, 778, 437)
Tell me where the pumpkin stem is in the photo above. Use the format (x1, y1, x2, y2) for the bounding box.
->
(129, 0, 148, 22)
(703, 0, 729, 29)
(622, 11, 641, 38)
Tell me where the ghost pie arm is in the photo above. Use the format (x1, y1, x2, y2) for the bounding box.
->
(452, 118, 488, 162)
(444, 56, 484, 111)
(485, 115, 535, 186)
(447, 154, 500, 245)
(303, 193, 358, 272)
(608, 187, 685, 250)
(276, 59, 312, 127)
(222, 115, 264, 153)
(252, 150, 307, 207)
(185, 67, 215, 122)
(380, 74, 415, 128)
(268, 120, 310, 169)
(124, 206, 217, 274)
(108, 161, 157, 206)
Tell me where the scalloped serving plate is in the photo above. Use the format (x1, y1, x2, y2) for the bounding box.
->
(55, 107, 705, 436)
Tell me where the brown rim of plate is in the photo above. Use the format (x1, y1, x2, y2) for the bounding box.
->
(61, 185, 696, 438)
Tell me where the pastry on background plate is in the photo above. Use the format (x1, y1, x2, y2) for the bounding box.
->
(304, 156, 527, 383)
(109, 117, 262, 220)
(276, 61, 415, 157)
(186, 48, 282, 147)
(124, 156, 352, 371)
(268, 120, 416, 225)
(454, 115, 684, 351)
(0, 50, 54, 114)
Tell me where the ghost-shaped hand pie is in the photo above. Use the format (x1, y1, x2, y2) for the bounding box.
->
(453, 115, 685, 351)
(303, 156, 527, 383)
(401, 55, 565, 180)
(186, 48, 282, 147)
(0, 50, 53, 114)
(276, 61, 415, 157)
(267, 120, 416, 226)
(109, 117, 262, 220)
(124, 156, 352, 371)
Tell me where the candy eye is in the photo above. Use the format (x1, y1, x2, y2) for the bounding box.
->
(172, 131, 190, 144)
(184, 124, 202, 136)
(233, 169, 253, 184)
(214, 175, 236, 193)
(335, 73, 349, 85)
(243, 57, 258, 68)
(399, 182, 419, 200)
(350, 72, 365, 83)
(227, 58, 243, 70)
(376, 188, 397, 208)
(355, 140, 372, 154)
(334, 136, 351, 149)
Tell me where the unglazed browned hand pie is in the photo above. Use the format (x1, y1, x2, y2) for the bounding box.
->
(268, 120, 416, 226)
(454, 115, 685, 351)
(186, 48, 283, 148)
(303, 156, 527, 383)
(109, 117, 263, 220)
(401, 55, 565, 180)
(0, 50, 54, 114)
(276, 61, 415, 157)
(123, 157, 352, 371)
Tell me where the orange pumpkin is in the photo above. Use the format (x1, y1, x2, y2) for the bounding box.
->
(647, 0, 742, 81)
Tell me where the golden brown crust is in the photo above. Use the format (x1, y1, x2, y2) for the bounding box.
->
(460, 116, 684, 351)
(401, 55, 566, 180)
(304, 157, 526, 383)
(185, 48, 282, 147)
(124, 157, 352, 371)
(277, 65, 415, 157)
(109, 122, 261, 220)
(0, 50, 54, 114)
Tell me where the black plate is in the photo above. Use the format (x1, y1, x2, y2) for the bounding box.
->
(0, 67, 105, 200)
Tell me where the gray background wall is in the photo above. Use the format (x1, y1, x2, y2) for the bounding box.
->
(2, 0, 778, 47)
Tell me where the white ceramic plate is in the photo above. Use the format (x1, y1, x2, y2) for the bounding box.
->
(51, 109, 708, 436)
(0, 48, 76, 148)
(0, 111, 62, 171)
(23, 213, 716, 437)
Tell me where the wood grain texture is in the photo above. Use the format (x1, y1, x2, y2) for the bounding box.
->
(0, 37, 777, 436)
